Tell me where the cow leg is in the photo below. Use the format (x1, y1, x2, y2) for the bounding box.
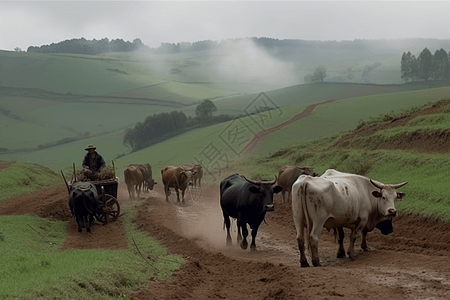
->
(310, 224, 322, 267)
(236, 220, 243, 244)
(175, 188, 181, 204)
(336, 227, 346, 258)
(250, 226, 259, 251)
(347, 228, 357, 260)
(164, 186, 170, 202)
(281, 191, 285, 203)
(87, 214, 94, 233)
(136, 183, 141, 199)
(361, 231, 369, 251)
(76, 216, 82, 232)
(292, 195, 309, 267)
(181, 189, 186, 204)
(240, 222, 249, 250)
(87, 218, 91, 232)
(223, 214, 232, 246)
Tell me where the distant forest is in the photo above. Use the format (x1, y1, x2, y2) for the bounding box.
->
(27, 36, 449, 56)
(27, 38, 147, 54)
(26, 37, 450, 83)
(401, 48, 450, 82)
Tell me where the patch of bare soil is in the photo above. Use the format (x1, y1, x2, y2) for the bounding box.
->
(0, 161, 10, 170)
(333, 99, 450, 153)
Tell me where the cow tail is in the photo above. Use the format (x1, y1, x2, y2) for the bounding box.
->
(301, 180, 312, 254)
(83, 197, 94, 214)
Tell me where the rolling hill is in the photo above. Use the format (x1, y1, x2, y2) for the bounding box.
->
(1, 38, 450, 174)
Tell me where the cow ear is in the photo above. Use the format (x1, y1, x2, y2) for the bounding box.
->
(249, 186, 259, 194)
(372, 190, 382, 198)
(273, 185, 283, 194)
(397, 192, 406, 201)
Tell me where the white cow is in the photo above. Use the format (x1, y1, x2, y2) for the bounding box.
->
(291, 169, 407, 267)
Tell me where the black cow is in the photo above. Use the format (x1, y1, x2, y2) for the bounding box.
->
(68, 182, 99, 233)
(335, 219, 394, 258)
(220, 173, 283, 251)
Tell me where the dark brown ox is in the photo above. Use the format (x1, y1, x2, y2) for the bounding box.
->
(128, 163, 156, 192)
(124, 165, 144, 199)
(161, 165, 197, 204)
(277, 165, 317, 203)
(292, 169, 407, 267)
(182, 163, 203, 187)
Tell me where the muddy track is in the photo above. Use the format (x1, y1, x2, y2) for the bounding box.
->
(241, 99, 336, 154)
(2, 183, 450, 299)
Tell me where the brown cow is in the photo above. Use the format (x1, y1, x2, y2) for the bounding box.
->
(182, 163, 203, 187)
(128, 163, 157, 192)
(161, 165, 197, 204)
(277, 165, 317, 203)
(124, 165, 144, 199)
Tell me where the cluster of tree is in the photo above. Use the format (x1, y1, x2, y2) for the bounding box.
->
(123, 100, 232, 152)
(401, 48, 450, 82)
(27, 38, 147, 54)
(304, 66, 327, 83)
(151, 40, 219, 54)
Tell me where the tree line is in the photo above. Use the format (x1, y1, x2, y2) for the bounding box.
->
(401, 48, 450, 82)
(27, 38, 147, 54)
(123, 100, 232, 152)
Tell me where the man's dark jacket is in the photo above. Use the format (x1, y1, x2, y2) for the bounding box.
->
(82, 151, 106, 173)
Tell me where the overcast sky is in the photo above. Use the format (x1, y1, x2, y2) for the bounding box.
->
(1, 1, 449, 52)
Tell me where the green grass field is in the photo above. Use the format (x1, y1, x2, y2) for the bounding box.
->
(0, 162, 183, 299)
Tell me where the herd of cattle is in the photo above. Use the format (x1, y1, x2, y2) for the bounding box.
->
(122, 163, 409, 267)
(218, 166, 407, 267)
(123, 163, 203, 204)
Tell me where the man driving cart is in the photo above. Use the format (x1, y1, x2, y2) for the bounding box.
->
(82, 144, 106, 180)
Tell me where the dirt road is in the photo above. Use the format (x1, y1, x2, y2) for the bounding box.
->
(3, 183, 450, 299)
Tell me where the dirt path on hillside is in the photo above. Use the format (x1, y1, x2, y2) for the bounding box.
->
(241, 99, 336, 154)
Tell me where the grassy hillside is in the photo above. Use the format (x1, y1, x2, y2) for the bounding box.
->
(243, 99, 450, 221)
(2, 44, 450, 174)
(257, 86, 450, 156)
(0, 161, 60, 202)
(3, 84, 450, 175)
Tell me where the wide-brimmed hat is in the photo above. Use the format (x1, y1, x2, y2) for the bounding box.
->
(85, 144, 96, 151)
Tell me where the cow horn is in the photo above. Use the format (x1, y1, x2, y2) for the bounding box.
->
(270, 176, 277, 185)
(392, 181, 408, 189)
(370, 179, 385, 190)
(242, 175, 260, 185)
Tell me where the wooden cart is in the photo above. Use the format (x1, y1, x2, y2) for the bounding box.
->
(62, 162, 120, 224)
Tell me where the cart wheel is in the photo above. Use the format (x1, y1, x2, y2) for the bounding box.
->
(95, 194, 120, 223)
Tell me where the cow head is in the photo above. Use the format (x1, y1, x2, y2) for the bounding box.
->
(181, 169, 197, 186)
(248, 177, 283, 212)
(370, 180, 408, 218)
(375, 219, 394, 235)
(148, 178, 157, 190)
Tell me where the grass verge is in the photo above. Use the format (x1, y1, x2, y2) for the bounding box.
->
(0, 161, 60, 202)
(0, 199, 183, 299)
